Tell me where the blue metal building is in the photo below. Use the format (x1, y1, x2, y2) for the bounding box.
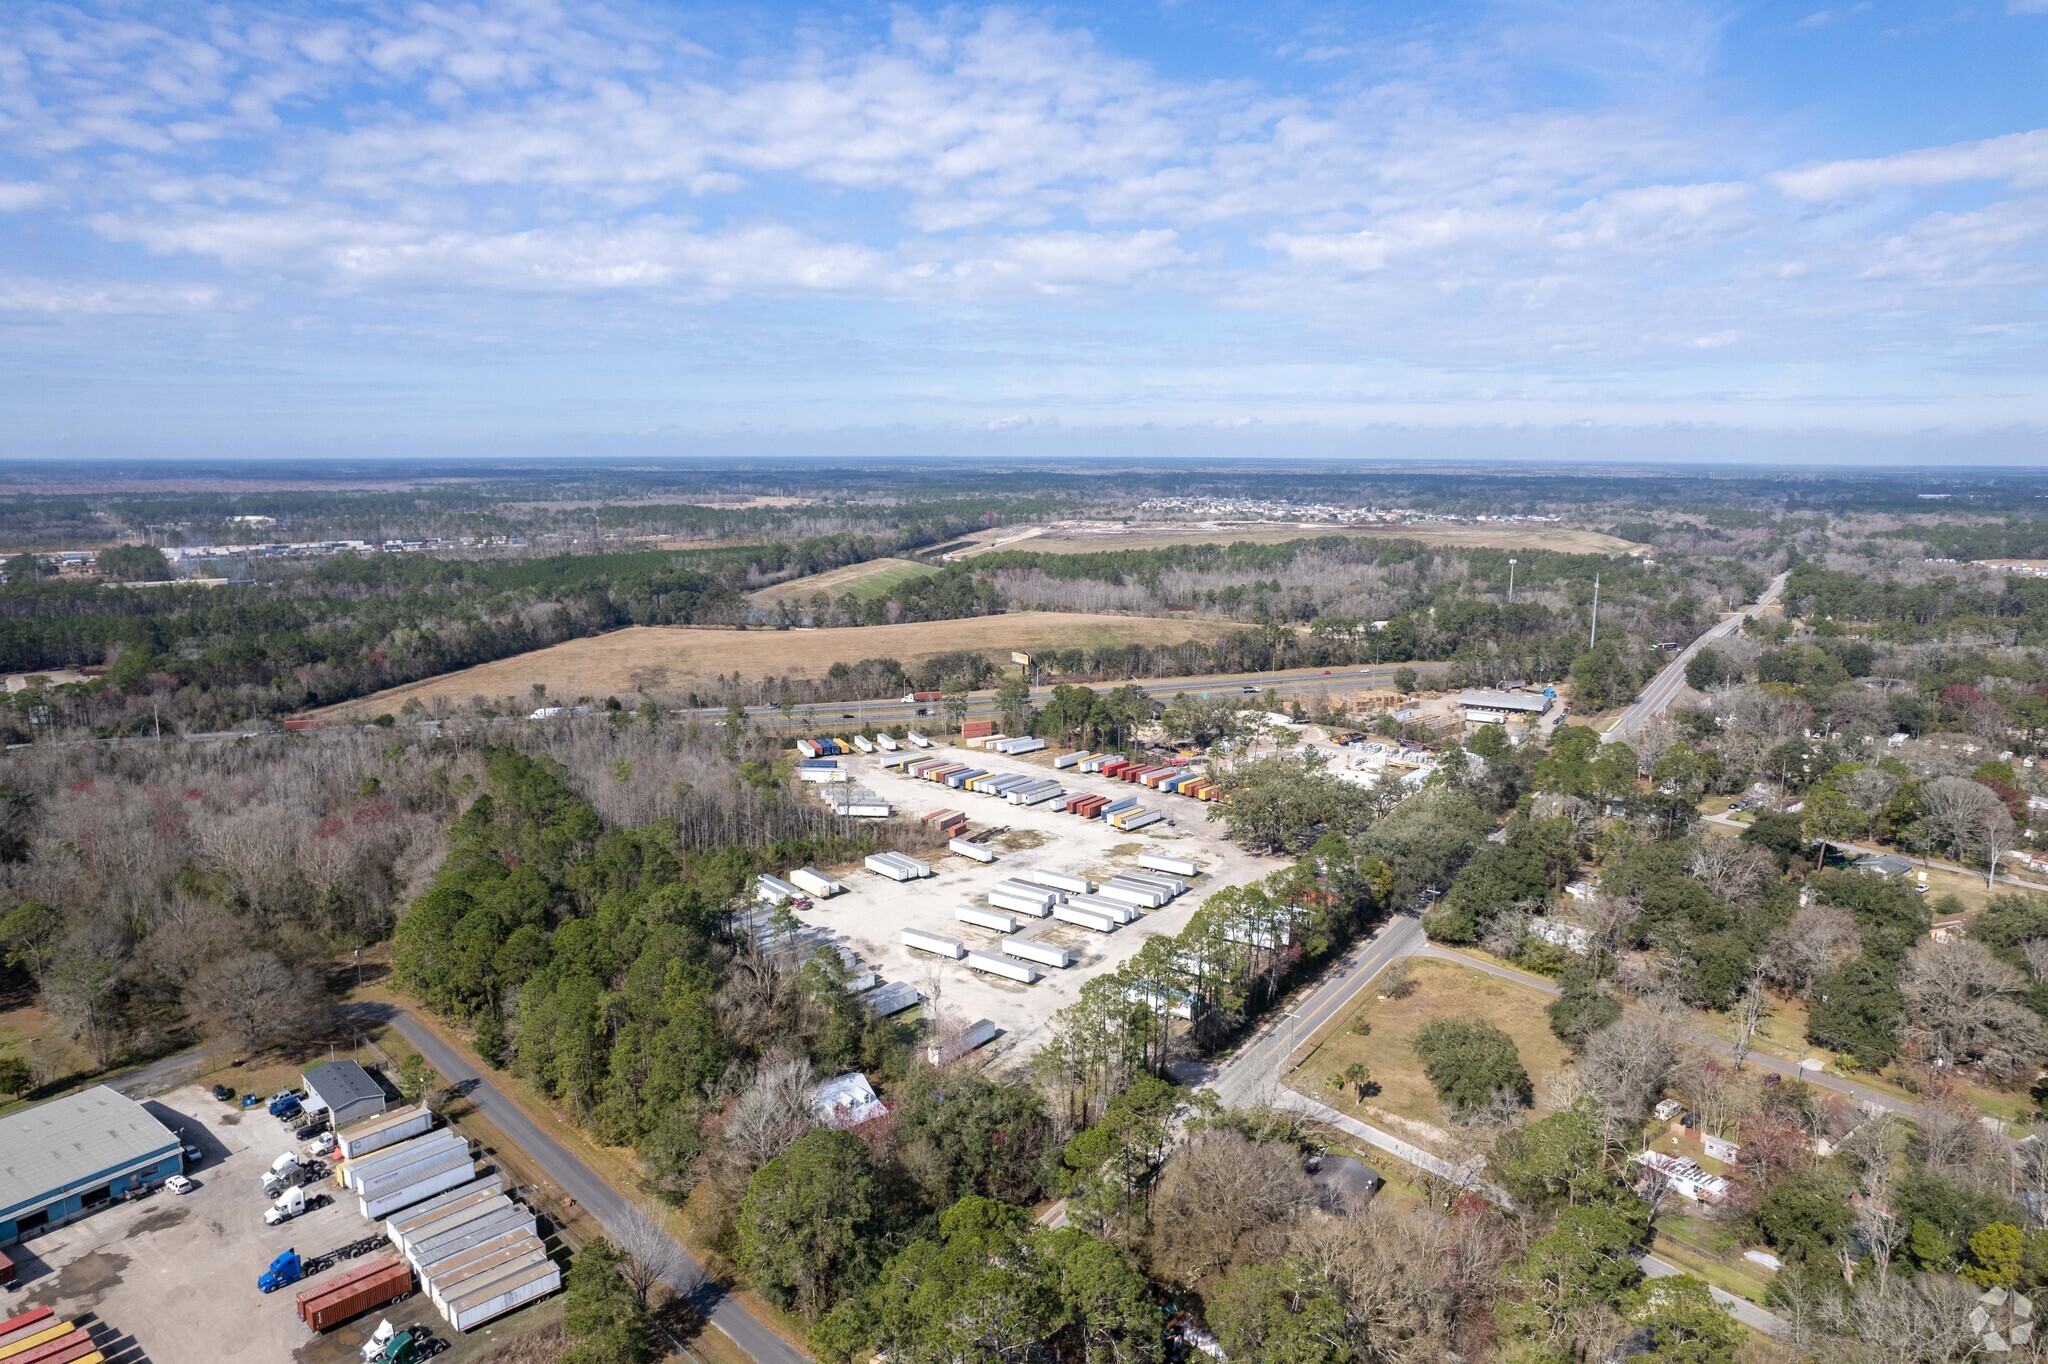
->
(0, 1084, 183, 1244)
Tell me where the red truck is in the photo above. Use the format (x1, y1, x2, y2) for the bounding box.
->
(899, 691, 943, 703)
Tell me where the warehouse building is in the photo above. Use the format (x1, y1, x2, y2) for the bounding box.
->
(0, 1084, 183, 1244)
(301, 1059, 389, 1129)
(1457, 688, 1554, 724)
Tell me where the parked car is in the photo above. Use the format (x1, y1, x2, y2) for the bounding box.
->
(183, 1143, 203, 1162)
(294, 1118, 328, 1141)
(210, 1084, 234, 1102)
(164, 1175, 195, 1196)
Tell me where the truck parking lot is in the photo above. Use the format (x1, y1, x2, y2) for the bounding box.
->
(0, 1086, 554, 1364)
(790, 746, 1283, 1058)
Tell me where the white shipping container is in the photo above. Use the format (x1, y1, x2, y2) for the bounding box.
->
(789, 867, 844, 897)
(902, 929, 966, 959)
(755, 874, 800, 904)
(948, 837, 997, 863)
(988, 891, 1053, 918)
(1011, 783, 1065, 806)
(344, 1129, 466, 1190)
(955, 905, 1019, 933)
(907, 731, 932, 747)
(866, 853, 917, 881)
(1070, 893, 1138, 923)
(798, 767, 850, 784)
(1000, 938, 1072, 968)
(386, 1178, 506, 1246)
(1118, 871, 1185, 897)
(336, 1104, 434, 1162)
(967, 951, 1040, 984)
(995, 878, 1058, 904)
(1118, 810, 1165, 831)
(1096, 882, 1166, 909)
(875, 733, 900, 750)
(888, 853, 934, 877)
(444, 1259, 562, 1332)
(927, 1018, 999, 1065)
(396, 1196, 516, 1261)
(410, 1206, 535, 1273)
(1053, 904, 1118, 933)
(1140, 853, 1200, 877)
(427, 1240, 548, 1314)
(359, 1147, 473, 1205)
(362, 1159, 480, 1221)
(853, 735, 874, 753)
(844, 971, 880, 994)
(1034, 871, 1093, 895)
(795, 739, 819, 758)
(396, 1192, 517, 1254)
(1053, 751, 1090, 769)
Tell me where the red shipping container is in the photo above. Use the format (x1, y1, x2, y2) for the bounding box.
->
(961, 720, 994, 739)
(10, 1329, 96, 1364)
(0, 1305, 49, 1341)
(297, 1256, 413, 1332)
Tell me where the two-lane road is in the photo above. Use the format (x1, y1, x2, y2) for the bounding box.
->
(1604, 571, 1789, 746)
(346, 1003, 809, 1364)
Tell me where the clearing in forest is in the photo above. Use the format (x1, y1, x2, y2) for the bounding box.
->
(314, 611, 1239, 716)
(742, 556, 937, 608)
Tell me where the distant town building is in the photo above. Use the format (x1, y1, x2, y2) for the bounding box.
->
(1458, 689, 1554, 724)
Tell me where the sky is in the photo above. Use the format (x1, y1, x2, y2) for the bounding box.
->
(1, 1, 2046, 463)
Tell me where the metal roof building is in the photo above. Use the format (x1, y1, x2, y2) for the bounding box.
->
(301, 1059, 389, 1128)
(0, 1084, 183, 1244)
(1457, 689, 1554, 723)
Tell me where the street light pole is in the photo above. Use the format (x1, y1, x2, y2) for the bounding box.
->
(1507, 558, 1517, 604)
(1590, 573, 1601, 648)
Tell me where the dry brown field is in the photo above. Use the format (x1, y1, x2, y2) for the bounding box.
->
(951, 521, 1644, 557)
(314, 611, 1238, 715)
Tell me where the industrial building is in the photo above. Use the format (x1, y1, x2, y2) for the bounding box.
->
(1456, 688, 1554, 724)
(300, 1059, 389, 1129)
(0, 1084, 183, 1244)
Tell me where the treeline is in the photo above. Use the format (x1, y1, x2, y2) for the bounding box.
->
(1782, 560, 2048, 637)
(0, 529, 983, 734)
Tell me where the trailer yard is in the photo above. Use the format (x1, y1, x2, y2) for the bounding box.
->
(0, 1086, 555, 1364)
(782, 744, 1283, 1058)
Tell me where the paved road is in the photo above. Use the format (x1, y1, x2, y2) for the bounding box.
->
(347, 1003, 808, 1364)
(108, 1042, 212, 1098)
(1186, 917, 1807, 1338)
(1604, 572, 1789, 746)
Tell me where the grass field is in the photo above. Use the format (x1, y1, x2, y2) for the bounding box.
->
(743, 557, 935, 608)
(1291, 958, 1571, 1139)
(952, 522, 1644, 558)
(316, 611, 1239, 716)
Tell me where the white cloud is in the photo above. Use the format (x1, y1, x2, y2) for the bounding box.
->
(1771, 128, 2048, 200)
(0, 182, 54, 211)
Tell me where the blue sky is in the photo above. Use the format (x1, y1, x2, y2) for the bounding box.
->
(1, 1, 2045, 462)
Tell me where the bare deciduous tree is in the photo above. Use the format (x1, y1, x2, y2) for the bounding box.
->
(1918, 776, 2014, 886)
(1685, 839, 1775, 906)
(1579, 1009, 1688, 1129)
(612, 1200, 698, 1305)
(1762, 903, 1863, 998)
(1900, 938, 2042, 1080)
(1147, 1129, 1316, 1285)
(707, 1053, 817, 1198)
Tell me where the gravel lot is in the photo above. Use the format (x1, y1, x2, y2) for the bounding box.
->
(3, 1085, 553, 1364)
(792, 748, 1283, 1058)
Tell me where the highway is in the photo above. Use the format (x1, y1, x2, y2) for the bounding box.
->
(346, 1002, 809, 1364)
(1603, 571, 1789, 746)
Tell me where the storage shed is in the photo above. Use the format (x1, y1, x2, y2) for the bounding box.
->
(301, 1059, 388, 1129)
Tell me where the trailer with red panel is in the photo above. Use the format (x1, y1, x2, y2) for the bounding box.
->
(296, 1255, 416, 1332)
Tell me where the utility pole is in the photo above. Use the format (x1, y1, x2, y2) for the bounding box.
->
(1507, 558, 1517, 604)
(1589, 573, 1600, 648)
